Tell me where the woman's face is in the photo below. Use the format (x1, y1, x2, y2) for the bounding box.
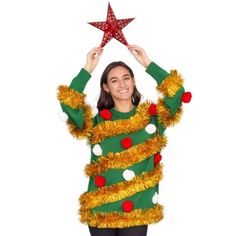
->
(103, 66, 135, 103)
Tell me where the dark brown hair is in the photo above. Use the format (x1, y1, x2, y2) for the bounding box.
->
(97, 61, 141, 111)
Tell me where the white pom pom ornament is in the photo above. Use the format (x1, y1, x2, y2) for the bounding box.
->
(58, 112, 68, 122)
(122, 169, 135, 181)
(152, 192, 159, 204)
(92, 106, 98, 117)
(92, 144, 103, 156)
(145, 124, 157, 134)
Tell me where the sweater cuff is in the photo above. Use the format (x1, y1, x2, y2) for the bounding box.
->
(69, 68, 91, 93)
(145, 62, 170, 85)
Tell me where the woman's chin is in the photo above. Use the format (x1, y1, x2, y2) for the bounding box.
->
(115, 95, 132, 101)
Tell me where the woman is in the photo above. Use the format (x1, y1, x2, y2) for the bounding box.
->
(57, 45, 191, 236)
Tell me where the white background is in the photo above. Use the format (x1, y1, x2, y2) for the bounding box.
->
(0, 0, 236, 235)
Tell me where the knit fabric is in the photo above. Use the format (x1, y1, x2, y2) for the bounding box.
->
(57, 62, 187, 228)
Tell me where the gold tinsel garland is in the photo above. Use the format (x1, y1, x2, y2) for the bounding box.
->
(90, 102, 151, 144)
(57, 85, 94, 138)
(157, 98, 183, 127)
(57, 84, 183, 139)
(85, 135, 167, 177)
(157, 70, 183, 97)
(79, 164, 162, 210)
(57, 85, 86, 108)
(79, 204, 163, 228)
(66, 103, 94, 139)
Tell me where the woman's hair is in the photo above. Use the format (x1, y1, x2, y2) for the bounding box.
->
(97, 61, 141, 111)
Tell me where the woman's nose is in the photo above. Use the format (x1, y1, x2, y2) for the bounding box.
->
(119, 79, 126, 87)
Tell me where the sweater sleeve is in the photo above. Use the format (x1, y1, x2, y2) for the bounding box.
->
(57, 68, 94, 139)
(146, 62, 186, 129)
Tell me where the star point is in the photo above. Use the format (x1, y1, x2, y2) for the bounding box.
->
(88, 2, 135, 47)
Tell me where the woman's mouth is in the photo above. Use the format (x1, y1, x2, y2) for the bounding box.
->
(118, 89, 129, 93)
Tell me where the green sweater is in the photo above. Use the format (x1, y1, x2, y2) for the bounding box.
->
(57, 62, 187, 228)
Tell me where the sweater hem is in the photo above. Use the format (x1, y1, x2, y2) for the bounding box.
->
(79, 204, 163, 228)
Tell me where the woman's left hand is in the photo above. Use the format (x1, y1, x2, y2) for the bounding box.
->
(128, 45, 151, 68)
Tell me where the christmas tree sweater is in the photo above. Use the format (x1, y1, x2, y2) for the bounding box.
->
(57, 62, 191, 228)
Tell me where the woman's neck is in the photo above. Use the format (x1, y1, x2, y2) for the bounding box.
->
(114, 100, 134, 113)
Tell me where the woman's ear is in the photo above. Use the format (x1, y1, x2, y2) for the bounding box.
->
(103, 83, 110, 93)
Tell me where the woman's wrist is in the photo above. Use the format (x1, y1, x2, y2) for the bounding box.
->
(84, 65, 92, 74)
(143, 58, 152, 68)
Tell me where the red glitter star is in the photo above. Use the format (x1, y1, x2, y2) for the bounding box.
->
(88, 2, 135, 47)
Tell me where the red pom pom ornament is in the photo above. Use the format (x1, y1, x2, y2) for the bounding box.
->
(182, 92, 192, 103)
(154, 153, 162, 164)
(121, 137, 133, 149)
(99, 109, 112, 120)
(148, 103, 158, 115)
(94, 175, 106, 187)
(122, 200, 134, 213)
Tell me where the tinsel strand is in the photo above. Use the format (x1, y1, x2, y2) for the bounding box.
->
(85, 135, 167, 176)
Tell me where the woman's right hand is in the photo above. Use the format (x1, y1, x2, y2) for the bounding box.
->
(84, 47, 103, 74)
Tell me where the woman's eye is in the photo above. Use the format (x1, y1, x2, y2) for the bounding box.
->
(124, 77, 130, 80)
(111, 80, 117, 83)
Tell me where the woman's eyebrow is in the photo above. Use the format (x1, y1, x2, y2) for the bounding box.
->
(109, 74, 130, 80)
